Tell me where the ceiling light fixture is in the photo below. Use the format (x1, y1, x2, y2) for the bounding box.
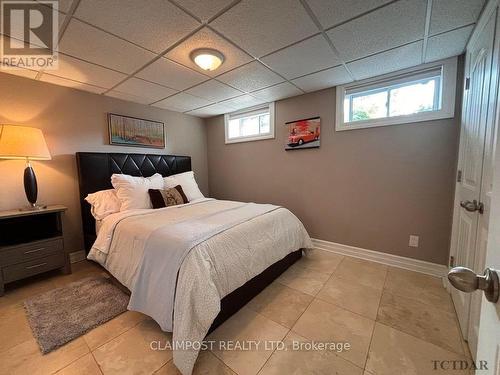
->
(190, 48, 225, 71)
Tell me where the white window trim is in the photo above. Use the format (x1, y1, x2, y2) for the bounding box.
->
(335, 57, 457, 131)
(224, 102, 275, 144)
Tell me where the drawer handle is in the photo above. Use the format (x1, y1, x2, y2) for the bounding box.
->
(25, 262, 47, 270)
(24, 247, 45, 254)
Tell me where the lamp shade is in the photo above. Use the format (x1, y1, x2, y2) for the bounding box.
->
(0, 125, 51, 160)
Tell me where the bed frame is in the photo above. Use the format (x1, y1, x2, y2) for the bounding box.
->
(75, 152, 302, 333)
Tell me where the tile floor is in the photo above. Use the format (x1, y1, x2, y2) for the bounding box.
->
(0, 249, 472, 375)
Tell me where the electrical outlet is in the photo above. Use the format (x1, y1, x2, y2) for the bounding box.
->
(409, 235, 419, 248)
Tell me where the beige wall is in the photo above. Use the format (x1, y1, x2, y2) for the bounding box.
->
(206, 82, 462, 265)
(0, 65, 462, 265)
(0, 72, 208, 253)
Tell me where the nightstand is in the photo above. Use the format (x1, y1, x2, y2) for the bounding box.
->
(0, 205, 70, 296)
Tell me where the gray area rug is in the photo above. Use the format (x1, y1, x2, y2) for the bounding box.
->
(24, 276, 129, 354)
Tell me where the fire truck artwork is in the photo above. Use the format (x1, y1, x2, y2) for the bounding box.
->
(285, 117, 320, 150)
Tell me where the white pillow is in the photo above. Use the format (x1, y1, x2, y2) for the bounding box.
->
(164, 171, 204, 202)
(111, 173, 164, 211)
(85, 189, 121, 220)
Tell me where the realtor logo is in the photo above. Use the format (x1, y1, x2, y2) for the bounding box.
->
(1, 0, 58, 69)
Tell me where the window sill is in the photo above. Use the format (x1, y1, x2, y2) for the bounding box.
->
(225, 134, 275, 144)
(336, 109, 455, 131)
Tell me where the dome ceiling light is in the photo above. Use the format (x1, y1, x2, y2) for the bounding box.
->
(190, 48, 225, 71)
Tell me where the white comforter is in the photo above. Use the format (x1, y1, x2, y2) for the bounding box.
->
(88, 198, 312, 375)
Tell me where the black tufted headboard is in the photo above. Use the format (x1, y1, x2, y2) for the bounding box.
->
(76, 152, 192, 252)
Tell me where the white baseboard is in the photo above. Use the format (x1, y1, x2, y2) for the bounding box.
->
(311, 238, 448, 278)
(69, 250, 86, 264)
(69, 241, 448, 277)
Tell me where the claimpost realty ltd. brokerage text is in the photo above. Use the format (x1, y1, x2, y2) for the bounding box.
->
(150, 340, 352, 352)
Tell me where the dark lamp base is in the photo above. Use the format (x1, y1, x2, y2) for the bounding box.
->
(23, 162, 39, 206)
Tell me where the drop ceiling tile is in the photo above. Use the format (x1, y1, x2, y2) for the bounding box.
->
(57, 0, 72, 13)
(347, 41, 423, 80)
(217, 61, 284, 92)
(187, 102, 237, 117)
(185, 80, 242, 101)
(47, 12, 67, 34)
(36, 0, 72, 13)
(306, 0, 394, 29)
(136, 57, 208, 91)
(105, 90, 153, 105)
(425, 25, 474, 63)
(0, 67, 38, 79)
(165, 27, 253, 77)
(251, 82, 303, 102)
(261, 35, 341, 79)
(75, 0, 200, 54)
(114, 78, 178, 102)
(153, 92, 211, 112)
(40, 73, 107, 94)
(327, 0, 427, 62)
(50, 54, 127, 88)
(219, 94, 266, 110)
(58, 12, 68, 31)
(59, 19, 156, 74)
(173, 0, 235, 22)
(292, 65, 353, 92)
(430, 0, 484, 35)
(210, 0, 319, 57)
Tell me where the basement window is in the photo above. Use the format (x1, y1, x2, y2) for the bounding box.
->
(224, 103, 275, 144)
(336, 58, 457, 131)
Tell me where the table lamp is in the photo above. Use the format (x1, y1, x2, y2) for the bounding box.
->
(0, 125, 52, 210)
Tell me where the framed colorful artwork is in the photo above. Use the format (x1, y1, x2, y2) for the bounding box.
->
(108, 113, 165, 148)
(285, 117, 320, 150)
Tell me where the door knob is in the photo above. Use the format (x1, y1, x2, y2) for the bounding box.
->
(448, 267, 499, 303)
(460, 200, 484, 214)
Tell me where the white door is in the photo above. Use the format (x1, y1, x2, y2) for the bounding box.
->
(448, 2, 500, 371)
(450, 5, 496, 346)
(475, 117, 500, 372)
(468, 6, 499, 357)
(475, 6, 500, 373)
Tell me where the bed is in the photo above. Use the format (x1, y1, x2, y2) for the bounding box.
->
(76, 152, 312, 374)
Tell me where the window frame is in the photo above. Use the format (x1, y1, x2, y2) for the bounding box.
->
(224, 102, 275, 144)
(335, 57, 457, 131)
